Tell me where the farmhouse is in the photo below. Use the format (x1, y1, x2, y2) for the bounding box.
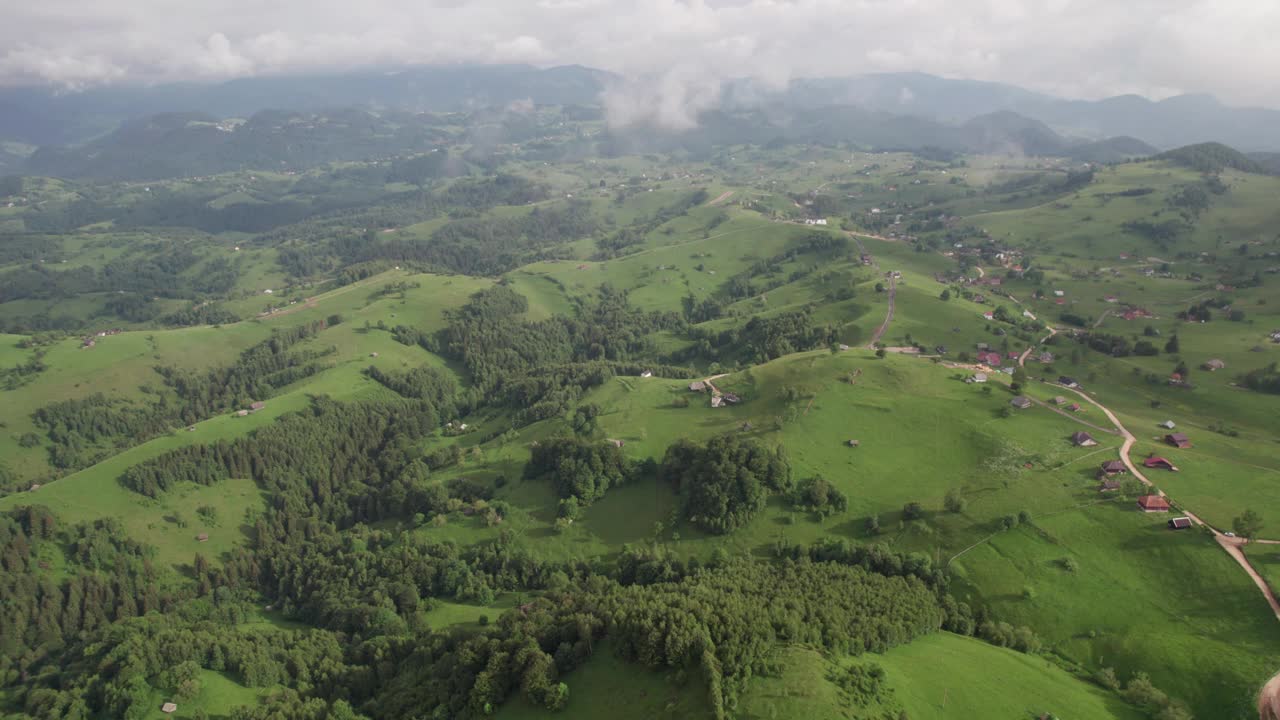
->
(1168, 516, 1193, 530)
(1010, 396, 1033, 409)
(689, 381, 707, 392)
(983, 311, 995, 321)
(1165, 433, 1192, 449)
(966, 372, 988, 384)
(1144, 456, 1178, 471)
(1071, 431, 1098, 447)
(1136, 495, 1171, 512)
(1068, 402, 1082, 412)
(1100, 460, 1127, 475)
(1201, 358, 1226, 371)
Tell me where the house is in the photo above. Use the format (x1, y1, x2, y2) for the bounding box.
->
(722, 393, 741, 404)
(1038, 352, 1054, 363)
(847, 439, 860, 447)
(370, 352, 379, 358)
(1100, 460, 1127, 475)
(1052, 396, 1067, 405)
(196, 533, 209, 542)
(1105, 295, 1118, 303)
(1054, 298, 1066, 305)
(860, 254, 873, 265)
(1010, 396, 1033, 409)
(1007, 351, 1020, 360)
(1168, 373, 1184, 385)
(1058, 376, 1079, 388)
(976, 343, 990, 351)
(1071, 431, 1098, 447)
(838, 344, 850, 351)
(974, 294, 987, 303)
(1068, 403, 1082, 412)
(1144, 456, 1178, 471)
(640, 370, 653, 378)
(981, 352, 1002, 366)
(982, 312, 995, 321)
(236, 409, 249, 417)
(608, 439, 625, 448)
(1159, 420, 1176, 430)
(1137, 495, 1170, 512)
(1098, 478, 1122, 492)
(1165, 433, 1192, 449)
(966, 372, 989, 384)
(162, 703, 178, 714)
(689, 381, 707, 392)
(1168, 516, 1193, 530)
(249, 401, 266, 412)
(710, 395, 724, 408)
(1201, 358, 1226, 371)
(1053, 290, 1065, 297)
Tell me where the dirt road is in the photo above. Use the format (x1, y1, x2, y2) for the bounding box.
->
(706, 190, 734, 206)
(867, 274, 896, 348)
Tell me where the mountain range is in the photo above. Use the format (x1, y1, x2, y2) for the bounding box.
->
(3, 64, 1278, 179)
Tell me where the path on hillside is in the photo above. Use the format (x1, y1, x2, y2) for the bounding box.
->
(706, 190, 734, 206)
(256, 271, 397, 321)
(867, 274, 896, 348)
(1092, 309, 1111, 329)
(1017, 327, 1057, 368)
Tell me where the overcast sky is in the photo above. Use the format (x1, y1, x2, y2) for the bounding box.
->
(2, 0, 1278, 108)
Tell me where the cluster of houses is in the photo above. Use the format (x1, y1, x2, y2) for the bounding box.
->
(1079, 425, 1193, 528)
(1121, 307, 1154, 321)
(80, 328, 124, 348)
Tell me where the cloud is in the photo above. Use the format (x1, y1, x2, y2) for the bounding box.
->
(0, 0, 1277, 110)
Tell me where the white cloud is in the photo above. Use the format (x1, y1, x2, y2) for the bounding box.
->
(0, 0, 1277, 108)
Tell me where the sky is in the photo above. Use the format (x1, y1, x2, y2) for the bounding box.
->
(1, 0, 1278, 109)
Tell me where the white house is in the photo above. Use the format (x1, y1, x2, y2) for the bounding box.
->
(1053, 290, 1065, 297)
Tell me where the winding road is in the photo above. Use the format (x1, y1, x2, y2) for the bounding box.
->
(867, 273, 896, 348)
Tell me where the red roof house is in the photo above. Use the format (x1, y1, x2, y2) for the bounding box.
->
(1143, 456, 1178, 471)
(1137, 495, 1171, 512)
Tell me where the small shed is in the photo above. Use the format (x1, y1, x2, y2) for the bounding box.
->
(1168, 516, 1193, 530)
(1100, 460, 1127, 475)
(1068, 403, 1082, 412)
(1071, 431, 1098, 447)
(1010, 396, 1033, 409)
(710, 395, 723, 408)
(1159, 420, 1176, 430)
(1098, 478, 1121, 492)
(966, 372, 988, 384)
(608, 439, 625, 448)
(196, 533, 209, 542)
(250, 401, 266, 412)
(1202, 358, 1226, 371)
(236, 409, 250, 417)
(847, 439, 860, 448)
(640, 370, 653, 378)
(370, 352, 379, 358)
(689, 381, 707, 392)
(1052, 396, 1067, 405)
(1058, 376, 1079, 388)
(1165, 433, 1192, 449)
(722, 392, 741, 404)
(1144, 456, 1178, 471)
(1136, 495, 1171, 512)
(162, 703, 178, 714)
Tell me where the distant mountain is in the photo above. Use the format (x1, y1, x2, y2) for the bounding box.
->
(1248, 152, 1280, 175)
(1156, 142, 1268, 174)
(0, 64, 613, 147)
(959, 111, 1068, 155)
(779, 73, 1280, 151)
(1063, 136, 1158, 163)
(24, 108, 455, 180)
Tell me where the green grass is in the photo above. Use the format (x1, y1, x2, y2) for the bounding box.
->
(873, 633, 1144, 720)
(140, 670, 266, 719)
(952, 504, 1280, 719)
(496, 640, 710, 720)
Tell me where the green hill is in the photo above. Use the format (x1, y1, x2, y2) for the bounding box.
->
(1156, 141, 1268, 174)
